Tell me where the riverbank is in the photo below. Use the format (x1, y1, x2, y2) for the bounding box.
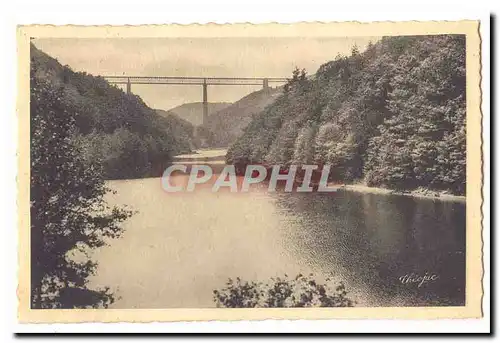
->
(334, 183, 466, 203)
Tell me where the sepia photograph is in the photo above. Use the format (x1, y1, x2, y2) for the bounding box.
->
(16, 21, 483, 323)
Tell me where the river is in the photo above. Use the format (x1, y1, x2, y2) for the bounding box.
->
(89, 150, 466, 308)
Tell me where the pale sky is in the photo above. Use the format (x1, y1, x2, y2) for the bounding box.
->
(33, 37, 379, 110)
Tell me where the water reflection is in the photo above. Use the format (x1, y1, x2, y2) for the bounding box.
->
(273, 191, 466, 306)
(91, 176, 465, 308)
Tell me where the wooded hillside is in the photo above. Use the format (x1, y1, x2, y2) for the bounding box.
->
(204, 88, 282, 147)
(226, 35, 466, 195)
(31, 43, 193, 179)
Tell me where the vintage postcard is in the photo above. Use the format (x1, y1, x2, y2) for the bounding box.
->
(17, 21, 483, 323)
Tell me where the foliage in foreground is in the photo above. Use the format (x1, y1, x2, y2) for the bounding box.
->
(30, 66, 133, 308)
(213, 274, 355, 308)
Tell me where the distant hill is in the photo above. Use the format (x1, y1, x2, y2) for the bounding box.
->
(31, 43, 194, 179)
(160, 102, 232, 126)
(204, 88, 282, 147)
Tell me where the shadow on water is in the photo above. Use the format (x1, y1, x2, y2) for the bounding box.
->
(96, 155, 466, 308)
(272, 191, 466, 306)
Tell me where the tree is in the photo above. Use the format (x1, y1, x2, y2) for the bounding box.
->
(365, 35, 466, 193)
(293, 124, 317, 165)
(30, 65, 133, 308)
(31, 44, 191, 180)
(227, 35, 466, 195)
(213, 274, 355, 308)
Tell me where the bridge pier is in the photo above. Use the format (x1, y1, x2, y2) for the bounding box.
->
(126, 78, 132, 94)
(202, 79, 208, 126)
(262, 78, 270, 94)
(263, 78, 269, 90)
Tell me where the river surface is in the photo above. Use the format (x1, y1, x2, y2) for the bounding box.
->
(89, 150, 466, 308)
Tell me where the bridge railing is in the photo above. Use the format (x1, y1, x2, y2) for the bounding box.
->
(103, 76, 289, 86)
(102, 76, 289, 126)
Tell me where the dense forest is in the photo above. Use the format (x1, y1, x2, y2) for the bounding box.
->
(31, 44, 194, 179)
(204, 87, 282, 147)
(226, 35, 466, 195)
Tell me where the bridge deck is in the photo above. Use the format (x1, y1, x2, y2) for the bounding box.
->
(102, 76, 288, 126)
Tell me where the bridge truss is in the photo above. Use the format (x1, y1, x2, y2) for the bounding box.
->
(103, 76, 288, 125)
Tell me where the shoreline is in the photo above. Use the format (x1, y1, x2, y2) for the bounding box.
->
(334, 184, 466, 203)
